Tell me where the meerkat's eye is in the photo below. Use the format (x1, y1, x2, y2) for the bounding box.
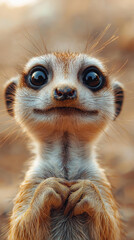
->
(82, 67, 106, 91)
(27, 66, 48, 89)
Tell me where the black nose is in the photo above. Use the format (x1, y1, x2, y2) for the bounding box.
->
(54, 86, 77, 101)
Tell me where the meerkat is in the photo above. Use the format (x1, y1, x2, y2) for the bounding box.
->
(4, 52, 124, 240)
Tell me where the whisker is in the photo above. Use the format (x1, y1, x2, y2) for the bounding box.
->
(0, 126, 18, 147)
(23, 31, 43, 56)
(18, 43, 38, 58)
(88, 24, 112, 53)
(108, 120, 131, 144)
(114, 59, 128, 75)
(84, 32, 96, 53)
(93, 35, 119, 55)
(38, 29, 48, 54)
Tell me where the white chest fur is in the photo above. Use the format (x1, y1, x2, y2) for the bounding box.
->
(26, 133, 101, 182)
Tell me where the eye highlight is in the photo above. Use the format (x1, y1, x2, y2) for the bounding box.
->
(27, 66, 48, 89)
(82, 67, 106, 91)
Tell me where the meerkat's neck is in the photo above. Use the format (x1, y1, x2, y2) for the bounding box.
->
(29, 131, 97, 181)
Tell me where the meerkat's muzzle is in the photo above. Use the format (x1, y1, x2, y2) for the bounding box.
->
(54, 86, 77, 101)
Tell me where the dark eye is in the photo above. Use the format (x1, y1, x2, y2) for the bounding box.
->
(27, 66, 48, 89)
(82, 67, 106, 91)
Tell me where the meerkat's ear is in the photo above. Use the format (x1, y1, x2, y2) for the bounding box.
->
(113, 81, 124, 120)
(4, 77, 19, 117)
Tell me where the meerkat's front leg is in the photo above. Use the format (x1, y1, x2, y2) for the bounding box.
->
(9, 177, 69, 240)
(64, 179, 121, 240)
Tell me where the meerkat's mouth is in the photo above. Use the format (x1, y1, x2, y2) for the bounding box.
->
(34, 107, 98, 116)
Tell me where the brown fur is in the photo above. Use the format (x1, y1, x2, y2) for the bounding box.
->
(54, 52, 78, 77)
(6, 52, 124, 240)
(8, 176, 122, 240)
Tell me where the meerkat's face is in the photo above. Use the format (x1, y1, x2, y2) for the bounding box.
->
(4, 52, 124, 140)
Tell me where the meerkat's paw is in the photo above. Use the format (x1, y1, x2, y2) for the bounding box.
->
(64, 180, 104, 216)
(31, 177, 70, 217)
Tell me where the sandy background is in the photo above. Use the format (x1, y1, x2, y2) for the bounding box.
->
(0, 0, 134, 239)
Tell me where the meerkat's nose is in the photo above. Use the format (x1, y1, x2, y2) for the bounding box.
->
(54, 86, 77, 101)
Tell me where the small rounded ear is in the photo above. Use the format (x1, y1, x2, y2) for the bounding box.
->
(4, 77, 19, 117)
(113, 82, 124, 120)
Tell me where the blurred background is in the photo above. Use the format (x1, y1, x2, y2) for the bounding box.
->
(0, 0, 134, 239)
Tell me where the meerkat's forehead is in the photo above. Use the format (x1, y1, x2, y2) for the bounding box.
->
(24, 52, 106, 75)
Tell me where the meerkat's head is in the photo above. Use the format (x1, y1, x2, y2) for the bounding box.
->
(4, 52, 124, 141)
